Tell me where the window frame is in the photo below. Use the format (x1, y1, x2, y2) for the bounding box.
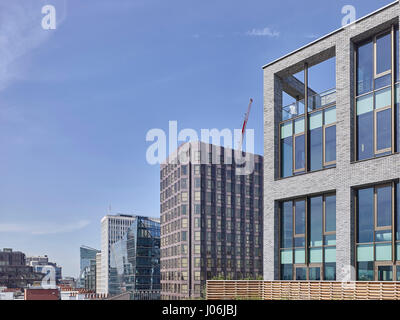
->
(293, 199, 306, 238)
(374, 261, 394, 281)
(354, 25, 397, 161)
(308, 109, 324, 171)
(354, 181, 397, 281)
(323, 193, 336, 236)
(374, 31, 392, 79)
(308, 263, 323, 280)
(294, 264, 308, 280)
(279, 193, 336, 280)
(279, 104, 336, 178)
(293, 132, 306, 173)
(374, 183, 393, 231)
(374, 104, 392, 154)
(323, 122, 337, 167)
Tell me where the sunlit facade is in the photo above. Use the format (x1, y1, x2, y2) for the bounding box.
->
(78, 245, 100, 289)
(160, 142, 264, 299)
(100, 214, 136, 295)
(264, 1, 400, 282)
(109, 216, 160, 298)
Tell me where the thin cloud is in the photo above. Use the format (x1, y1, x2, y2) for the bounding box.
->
(0, 220, 90, 235)
(246, 27, 280, 37)
(0, 0, 66, 91)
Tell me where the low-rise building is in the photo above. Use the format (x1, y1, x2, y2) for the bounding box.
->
(24, 288, 60, 300)
(0, 249, 43, 288)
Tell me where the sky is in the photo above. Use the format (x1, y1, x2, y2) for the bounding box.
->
(0, 0, 394, 277)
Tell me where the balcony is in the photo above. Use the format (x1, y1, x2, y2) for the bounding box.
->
(281, 88, 336, 121)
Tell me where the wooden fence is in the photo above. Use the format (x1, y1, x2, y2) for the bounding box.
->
(206, 280, 400, 300)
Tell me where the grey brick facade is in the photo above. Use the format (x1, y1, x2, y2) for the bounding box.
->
(263, 1, 400, 281)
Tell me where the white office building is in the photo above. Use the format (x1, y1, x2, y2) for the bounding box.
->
(95, 252, 102, 294)
(99, 214, 136, 295)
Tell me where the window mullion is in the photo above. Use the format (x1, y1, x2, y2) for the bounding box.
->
(305, 197, 308, 268)
(392, 181, 395, 263)
(391, 25, 395, 154)
(304, 63, 309, 173)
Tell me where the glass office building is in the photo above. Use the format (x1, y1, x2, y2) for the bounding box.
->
(109, 216, 160, 298)
(79, 246, 100, 289)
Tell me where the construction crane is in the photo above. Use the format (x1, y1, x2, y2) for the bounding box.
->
(238, 98, 253, 151)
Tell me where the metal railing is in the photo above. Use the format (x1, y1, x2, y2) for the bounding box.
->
(281, 88, 336, 121)
(206, 280, 400, 300)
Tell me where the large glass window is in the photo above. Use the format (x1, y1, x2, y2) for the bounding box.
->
(376, 32, 391, 76)
(357, 41, 374, 95)
(357, 188, 374, 243)
(281, 122, 293, 178)
(355, 182, 400, 281)
(309, 197, 323, 247)
(294, 118, 305, 172)
(376, 185, 392, 228)
(294, 200, 305, 236)
(324, 107, 337, 165)
(375, 105, 391, 152)
(280, 106, 336, 178)
(355, 27, 399, 160)
(280, 194, 336, 280)
(309, 112, 323, 171)
(279, 57, 336, 178)
(357, 94, 374, 159)
(281, 202, 293, 249)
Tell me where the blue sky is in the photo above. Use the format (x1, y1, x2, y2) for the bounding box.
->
(0, 0, 394, 277)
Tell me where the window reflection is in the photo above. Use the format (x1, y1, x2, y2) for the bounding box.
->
(356, 183, 399, 281)
(357, 41, 373, 95)
(309, 112, 323, 171)
(280, 195, 336, 280)
(109, 217, 160, 297)
(376, 186, 392, 228)
(355, 28, 399, 160)
(376, 33, 391, 76)
(295, 201, 305, 235)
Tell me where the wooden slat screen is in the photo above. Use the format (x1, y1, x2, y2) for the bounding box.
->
(206, 280, 400, 300)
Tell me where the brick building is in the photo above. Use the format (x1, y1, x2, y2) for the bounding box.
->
(263, 1, 400, 281)
(160, 141, 263, 299)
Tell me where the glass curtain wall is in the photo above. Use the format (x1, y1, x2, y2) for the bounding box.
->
(110, 217, 161, 297)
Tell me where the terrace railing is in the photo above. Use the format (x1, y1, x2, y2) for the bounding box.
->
(281, 88, 336, 121)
